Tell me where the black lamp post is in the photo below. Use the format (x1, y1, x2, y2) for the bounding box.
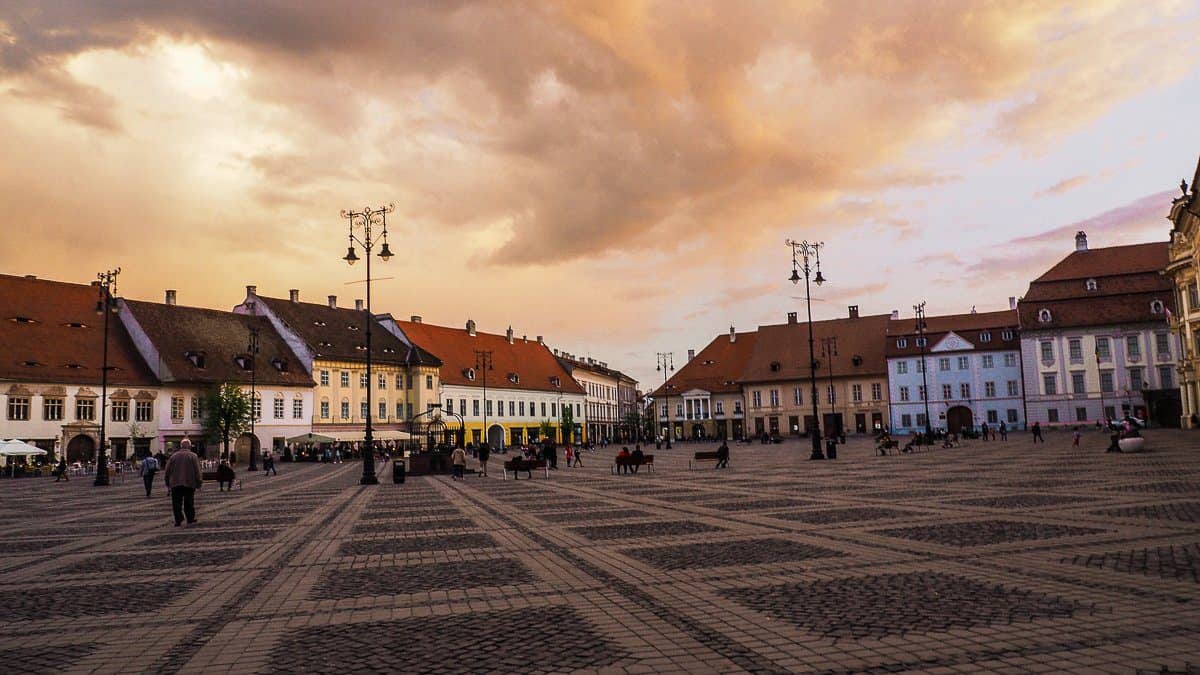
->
(914, 302, 933, 438)
(94, 267, 120, 487)
(656, 352, 674, 448)
(341, 203, 395, 485)
(788, 239, 826, 460)
(475, 350, 494, 449)
(820, 335, 838, 450)
(247, 326, 260, 471)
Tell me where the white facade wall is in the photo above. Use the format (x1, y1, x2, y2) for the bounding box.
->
(888, 344, 1025, 434)
(153, 384, 313, 457)
(1, 382, 160, 460)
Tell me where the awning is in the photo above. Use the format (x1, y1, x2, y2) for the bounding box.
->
(322, 430, 413, 442)
(285, 432, 338, 444)
(0, 439, 48, 456)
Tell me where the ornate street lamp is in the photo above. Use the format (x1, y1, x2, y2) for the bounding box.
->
(914, 301, 933, 438)
(787, 239, 826, 460)
(656, 353, 674, 448)
(247, 326, 260, 471)
(94, 268, 120, 487)
(475, 350, 494, 449)
(820, 335, 838, 456)
(341, 203, 395, 485)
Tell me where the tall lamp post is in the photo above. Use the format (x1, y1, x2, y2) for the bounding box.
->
(914, 302, 933, 438)
(94, 268, 121, 487)
(247, 327, 260, 471)
(820, 335, 838, 450)
(475, 350, 494, 449)
(656, 353, 674, 448)
(341, 203, 395, 485)
(788, 239, 827, 460)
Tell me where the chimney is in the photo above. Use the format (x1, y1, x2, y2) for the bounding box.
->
(787, 312, 798, 324)
(1009, 296, 1017, 310)
(848, 305, 859, 319)
(891, 309, 900, 319)
(553, 348, 559, 356)
(289, 289, 299, 303)
(165, 290, 176, 305)
(687, 349, 695, 362)
(410, 315, 422, 323)
(355, 299, 364, 311)
(536, 335, 543, 345)
(506, 326, 514, 344)
(729, 325, 736, 343)
(246, 285, 256, 296)
(466, 319, 476, 336)
(327, 295, 337, 309)
(1075, 230, 1088, 252)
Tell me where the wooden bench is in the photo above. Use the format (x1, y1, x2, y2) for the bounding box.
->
(611, 454, 655, 474)
(201, 471, 242, 490)
(502, 458, 548, 480)
(689, 451, 724, 470)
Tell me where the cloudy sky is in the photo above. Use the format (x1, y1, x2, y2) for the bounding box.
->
(2, 1, 1199, 387)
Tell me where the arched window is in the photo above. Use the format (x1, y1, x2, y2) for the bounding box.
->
(1150, 300, 1164, 315)
(1038, 309, 1052, 323)
(1085, 278, 1098, 291)
(979, 331, 992, 343)
(896, 338, 908, 348)
(464, 368, 476, 381)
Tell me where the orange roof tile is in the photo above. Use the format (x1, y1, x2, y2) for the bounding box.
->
(740, 314, 891, 383)
(650, 331, 758, 397)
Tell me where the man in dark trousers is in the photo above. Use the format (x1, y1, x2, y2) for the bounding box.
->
(164, 439, 203, 526)
(1031, 421, 1044, 443)
(139, 453, 159, 497)
(715, 440, 730, 469)
(630, 445, 645, 474)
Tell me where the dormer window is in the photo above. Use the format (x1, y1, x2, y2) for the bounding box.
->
(1085, 279, 1098, 291)
(7, 316, 38, 325)
(1038, 309, 1052, 323)
(62, 322, 89, 329)
(186, 351, 206, 368)
(318, 341, 333, 348)
(703, 359, 715, 365)
(382, 347, 395, 354)
(508, 372, 520, 384)
(313, 320, 327, 327)
(852, 355, 863, 366)
(1150, 300, 1165, 315)
(896, 338, 908, 349)
(550, 375, 561, 387)
(1001, 329, 1014, 340)
(271, 358, 289, 373)
(64, 363, 84, 370)
(347, 324, 360, 331)
(22, 360, 43, 367)
(234, 355, 251, 371)
(354, 345, 367, 351)
(915, 337, 927, 347)
(979, 331, 992, 343)
(464, 368, 476, 381)
(769, 361, 781, 372)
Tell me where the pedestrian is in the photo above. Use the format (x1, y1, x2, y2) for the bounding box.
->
(216, 459, 236, 491)
(615, 446, 631, 475)
(53, 457, 69, 482)
(630, 445, 645, 474)
(980, 422, 989, 441)
(1072, 426, 1081, 447)
(564, 445, 574, 468)
(715, 440, 730, 469)
(999, 421, 1008, 441)
(264, 449, 278, 476)
(571, 444, 583, 467)
(164, 439, 203, 526)
(1031, 421, 1043, 443)
(139, 453, 159, 497)
(450, 445, 467, 481)
(478, 443, 490, 477)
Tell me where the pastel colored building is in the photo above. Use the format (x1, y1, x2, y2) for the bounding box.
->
(651, 326, 758, 442)
(1165, 156, 1200, 428)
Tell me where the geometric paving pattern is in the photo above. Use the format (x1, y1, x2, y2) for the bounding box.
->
(770, 506, 921, 524)
(1065, 543, 1200, 583)
(336, 533, 496, 557)
(1091, 502, 1200, 523)
(623, 538, 845, 570)
(59, 548, 251, 574)
(874, 520, 1107, 547)
(568, 520, 724, 541)
(310, 558, 537, 599)
(948, 493, 1094, 509)
(723, 572, 1084, 638)
(0, 581, 201, 620)
(0, 644, 100, 673)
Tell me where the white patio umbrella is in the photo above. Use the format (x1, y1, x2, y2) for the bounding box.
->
(0, 439, 48, 456)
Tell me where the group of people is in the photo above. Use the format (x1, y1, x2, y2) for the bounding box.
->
(978, 421, 1010, 441)
(613, 445, 647, 474)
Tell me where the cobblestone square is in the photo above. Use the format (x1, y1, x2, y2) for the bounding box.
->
(1, 431, 1198, 673)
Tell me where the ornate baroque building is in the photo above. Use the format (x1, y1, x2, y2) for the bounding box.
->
(1165, 156, 1200, 428)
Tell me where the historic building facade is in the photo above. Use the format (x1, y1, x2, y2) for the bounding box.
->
(1165, 157, 1200, 428)
(886, 309, 1024, 435)
(0, 274, 160, 462)
(120, 293, 314, 459)
(235, 289, 442, 446)
(555, 352, 629, 443)
(652, 326, 757, 442)
(388, 317, 585, 448)
(739, 308, 890, 439)
(1018, 232, 1180, 427)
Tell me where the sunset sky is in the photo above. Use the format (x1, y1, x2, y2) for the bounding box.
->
(2, 1, 1199, 388)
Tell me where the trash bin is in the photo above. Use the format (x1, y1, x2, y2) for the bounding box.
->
(825, 439, 838, 460)
(392, 459, 406, 484)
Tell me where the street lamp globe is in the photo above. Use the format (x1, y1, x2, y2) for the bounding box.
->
(378, 242, 394, 261)
(814, 269, 826, 286)
(789, 268, 801, 284)
(344, 246, 360, 265)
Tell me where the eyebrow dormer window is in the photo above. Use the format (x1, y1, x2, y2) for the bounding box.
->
(62, 322, 89, 329)
(464, 368, 476, 381)
(1038, 309, 1052, 323)
(234, 355, 251, 370)
(272, 358, 289, 372)
(1085, 279, 1097, 291)
(347, 324, 359, 331)
(313, 320, 327, 327)
(7, 316, 38, 324)
(769, 361, 781, 372)
(508, 373, 520, 384)
(186, 351, 206, 368)
(64, 363, 84, 370)
(1150, 300, 1165, 315)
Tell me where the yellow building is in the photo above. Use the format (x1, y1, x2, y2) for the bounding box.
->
(1167, 158, 1200, 428)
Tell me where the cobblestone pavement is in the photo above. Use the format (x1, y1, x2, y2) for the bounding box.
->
(2, 430, 1199, 673)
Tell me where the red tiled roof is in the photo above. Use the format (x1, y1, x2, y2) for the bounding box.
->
(885, 310, 1019, 357)
(0, 274, 158, 387)
(393, 320, 583, 395)
(123, 300, 314, 387)
(1033, 242, 1168, 282)
(1018, 292, 1174, 331)
(650, 331, 758, 397)
(740, 313, 892, 384)
(255, 296, 428, 367)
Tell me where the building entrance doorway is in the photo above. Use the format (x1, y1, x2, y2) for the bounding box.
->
(65, 434, 95, 463)
(946, 406, 973, 434)
(487, 424, 505, 450)
(854, 413, 866, 434)
(691, 424, 704, 440)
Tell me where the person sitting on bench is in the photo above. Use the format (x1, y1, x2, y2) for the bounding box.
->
(630, 445, 645, 474)
(216, 460, 236, 492)
(615, 447, 631, 474)
(715, 441, 730, 469)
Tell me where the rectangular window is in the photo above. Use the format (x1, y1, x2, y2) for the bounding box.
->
(1156, 332, 1171, 356)
(901, 413, 912, 428)
(43, 397, 63, 421)
(852, 384, 862, 402)
(660, 403, 668, 417)
(321, 400, 330, 419)
(112, 399, 129, 422)
(1187, 282, 1200, 310)
(1043, 374, 1057, 395)
(379, 401, 386, 419)
(542, 402, 548, 416)
(1099, 371, 1114, 393)
(76, 398, 95, 421)
(899, 386, 910, 402)
(378, 374, 386, 389)
(135, 401, 152, 422)
(1128, 367, 1144, 390)
(733, 400, 741, 414)
(1126, 335, 1140, 358)
(407, 375, 414, 390)
(486, 400, 493, 416)
(793, 387, 802, 405)
(985, 381, 996, 398)
(1004, 353, 1017, 368)
(1040, 342, 1053, 362)
(1047, 408, 1060, 423)
(752, 391, 762, 408)
(472, 399, 480, 416)
(425, 375, 433, 389)
(506, 401, 513, 416)
(341, 401, 350, 419)
(396, 374, 404, 389)
(359, 373, 368, 388)
(916, 413, 927, 428)
(170, 396, 184, 420)
(1159, 365, 1173, 389)
(938, 357, 950, 371)
(7, 396, 29, 420)
(896, 361, 908, 374)
(445, 399, 454, 414)
(769, 389, 780, 406)
(1075, 407, 1087, 422)
(496, 399, 503, 417)
(320, 370, 330, 386)
(1007, 409, 1018, 423)
(1095, 338, 1111, 360)
(959, 383, 970, 399)
(272, 396, 283, 419)
(1071, 372, 1086, 394)
(1007, 380, 1019, 396)
(1068, 338, 1083, 362)
(191, 396, 202, 420)
(360, 402, 368, 419)
(915, 359, 924, 373)
(982, 355, 994, 368)
(987, 410, 998, 423)
(1104, 405, 1116, 421)
(406, 402, 413, 419)
(942, 384, 952, 399)
(251, 397, 261, 421)
(293, 398, 303, 419)
(957, 356, 969, 370)
(551, 403, 557, 417)
(871, 383, 882, 400)
(827, 385, 836, 404)
(340, 371, 349, 387)
(396, 402, 404, 418)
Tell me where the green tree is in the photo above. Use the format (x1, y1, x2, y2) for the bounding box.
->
(559, 404, 574, 443)
(539, 419, 556, 442)
(203, 382, 252, 460)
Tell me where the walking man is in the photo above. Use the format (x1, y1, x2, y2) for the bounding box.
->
(450, 445, 467, 481)
(164, 439, 203, 526)
(54, 457, 69, 482)
(478, 443, 490, 477)
(999, 421, 1008, 441)
(139, 453, 159, 497)
(1031, 421, 1045, 443)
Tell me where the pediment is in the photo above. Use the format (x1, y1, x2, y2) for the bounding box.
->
(679, 388, 712, 397)
(930, 331, 974, 353)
